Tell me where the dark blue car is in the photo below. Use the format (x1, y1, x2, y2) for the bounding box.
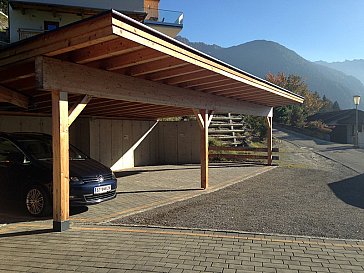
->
(0, 132, 117, 216)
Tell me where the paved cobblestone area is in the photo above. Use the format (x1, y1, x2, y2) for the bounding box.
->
(0, 163, 272, 225)
(0, 223, 363, 273)
(71, 163, 273, 224)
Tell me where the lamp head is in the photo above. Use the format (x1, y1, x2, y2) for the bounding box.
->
(353, 95, 361, 106)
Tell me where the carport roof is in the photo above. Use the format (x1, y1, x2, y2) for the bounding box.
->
(0, 10, 304, 119)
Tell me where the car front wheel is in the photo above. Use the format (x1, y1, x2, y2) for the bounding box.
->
(25, 186, 51, 217)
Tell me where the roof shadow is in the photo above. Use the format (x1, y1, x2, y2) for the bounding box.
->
(328, 173, 364, 209)
(0, 228, 53, 238)
(0, 197, 88, 225)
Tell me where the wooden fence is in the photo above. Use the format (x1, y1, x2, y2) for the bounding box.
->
(209, 146, 279, 165)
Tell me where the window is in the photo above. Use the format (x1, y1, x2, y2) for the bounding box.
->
(44, 21, 59, 31)
(0, 138, 24, 163)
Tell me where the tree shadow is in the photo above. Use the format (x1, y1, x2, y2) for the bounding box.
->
(328, 173, 364, 209)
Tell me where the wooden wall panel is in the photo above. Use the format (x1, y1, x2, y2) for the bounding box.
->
(149, 120, 159, 164)
(0, 116, 201, 169)
(0, 116, 89, 154)
(89, 118, 100, 161)
(111, 119, 123, 166)
(99, 119, 112, 167)
(177, 121, 191, 164)
(133, 120, 143, 166)
(69, 118, 90, 156)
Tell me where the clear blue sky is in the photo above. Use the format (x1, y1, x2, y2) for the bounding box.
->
(160, 0, 364, 62)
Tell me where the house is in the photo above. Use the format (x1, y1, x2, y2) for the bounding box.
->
(307, 109, 364, 145)
(7, 0, 183, 43)
(0, 3, 303, 231)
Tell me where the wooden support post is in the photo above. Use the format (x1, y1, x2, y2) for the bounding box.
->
(52, 90, 70, 232)
(194, 109, 214, 189)
(267, 116, 273, 165)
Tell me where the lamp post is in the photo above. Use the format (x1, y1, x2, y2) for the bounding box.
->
(353, 95, 361, 148)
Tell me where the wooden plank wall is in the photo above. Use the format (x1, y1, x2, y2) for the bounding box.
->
(0, 116, 90, 155)
(157, 121, 200, 165)
(0, 116, 200, 169)
(90, 118, 160, 170)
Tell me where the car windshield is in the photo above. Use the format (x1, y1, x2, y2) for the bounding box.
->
(18, 138, 87, 160)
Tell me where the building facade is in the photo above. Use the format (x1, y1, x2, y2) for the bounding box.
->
(8, 0, 183, 43)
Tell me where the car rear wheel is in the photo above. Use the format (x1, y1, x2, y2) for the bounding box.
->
(25, 186, 51, 217)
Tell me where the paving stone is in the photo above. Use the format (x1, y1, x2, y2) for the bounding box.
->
(0, 222, 363, 273)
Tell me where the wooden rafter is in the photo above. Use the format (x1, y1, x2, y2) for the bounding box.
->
(103, 48, 169, 71)
(127, 57, 188, 77)
(0, 62, 35, 84)
(70, 39, 143, 64)
(165, 70, 217, 85)
(0, 85, 29, 109)
(188, 78, 237, 90)
(180, 77, 231, 89)
(148, 66, 205, 81)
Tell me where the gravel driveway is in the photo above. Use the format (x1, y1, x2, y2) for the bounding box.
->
(113, 135, 364, 240)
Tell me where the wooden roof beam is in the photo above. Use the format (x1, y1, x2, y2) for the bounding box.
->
(212, 86, 260, 96)
(103, 48, 169, 71)
(127, 57, 189, 77)
(0, 85, 29, 109)
(36, 57, 273, 117)
(148, 66, 205, 81)
(165, 70, 217, 85)
(69, 39, 143, 64)
(206, 84, 256, 94)
(184, 78, 235, 89)
(0, 62, 35, 84)
(89, 104, 190, 116)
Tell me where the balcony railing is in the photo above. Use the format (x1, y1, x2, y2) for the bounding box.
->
(144, 8, 183, 26)
(18, 28, 44, 40)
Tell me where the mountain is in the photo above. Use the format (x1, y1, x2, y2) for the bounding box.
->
(177, 37, 364, 110)
(316, 60, 364, 85)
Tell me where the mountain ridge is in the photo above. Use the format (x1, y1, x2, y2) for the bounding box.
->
(316, 59, 364, 86)
(176, 37, 364, 110)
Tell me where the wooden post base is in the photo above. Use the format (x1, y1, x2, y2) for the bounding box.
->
(53, 220, 70, 232)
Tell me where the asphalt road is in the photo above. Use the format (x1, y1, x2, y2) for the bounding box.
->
(115, 128, 364, 239)
(275, 126, 364, 174)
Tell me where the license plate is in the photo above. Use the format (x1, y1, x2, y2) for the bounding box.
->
(94, 185, 111, 194)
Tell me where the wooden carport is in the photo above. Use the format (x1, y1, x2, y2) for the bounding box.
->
(0, 10, 304, 231)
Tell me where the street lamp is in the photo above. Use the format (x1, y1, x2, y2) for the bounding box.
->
(353, 95, 361, 147)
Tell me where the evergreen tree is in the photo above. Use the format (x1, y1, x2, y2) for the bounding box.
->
(332, 101, 340, 111)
